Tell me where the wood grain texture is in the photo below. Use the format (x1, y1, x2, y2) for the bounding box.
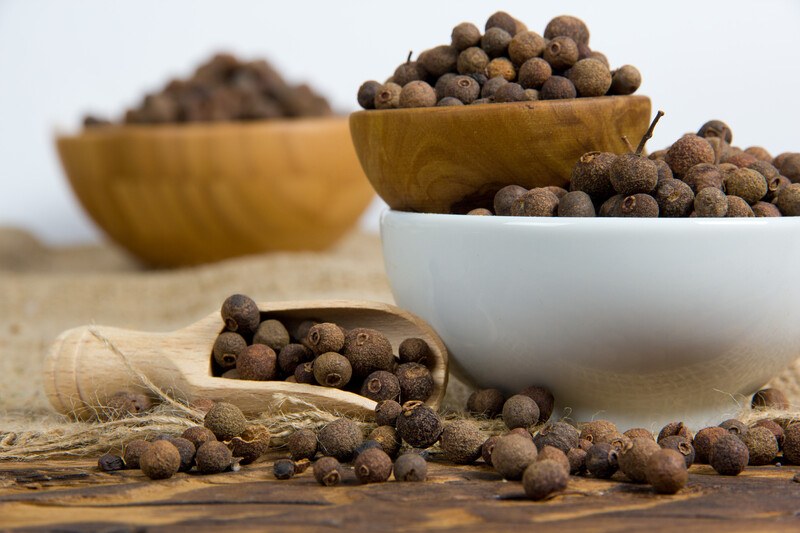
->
(349, 96, 652, 214)
(56, 117, 375, 267)
(1, 455, 799, 531)
(43, 301, 448, 421)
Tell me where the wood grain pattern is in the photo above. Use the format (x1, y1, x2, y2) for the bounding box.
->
(42, 301, 448, 421)
(56, 117, 375, 267)
(349, 96, 652, 214)
(1, 455, 799, 531)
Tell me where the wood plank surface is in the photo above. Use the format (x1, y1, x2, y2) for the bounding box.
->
(2, 453, 800, 532)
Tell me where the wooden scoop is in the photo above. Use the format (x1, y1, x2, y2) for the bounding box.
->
(43, 301, 449, 421)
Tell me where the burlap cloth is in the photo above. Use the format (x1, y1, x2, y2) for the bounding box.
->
(1, 227, 798, 450)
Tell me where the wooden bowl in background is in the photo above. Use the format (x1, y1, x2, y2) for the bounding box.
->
(349, 96, 652, 214)
(57, 117, 374, 267)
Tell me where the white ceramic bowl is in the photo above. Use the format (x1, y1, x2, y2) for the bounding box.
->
(381, 210, 800, 430)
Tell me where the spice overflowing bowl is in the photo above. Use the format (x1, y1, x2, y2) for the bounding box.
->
(381, 210, 800, 429)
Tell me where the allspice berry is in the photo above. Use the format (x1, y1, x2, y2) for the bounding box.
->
(658, 436, 695, 468)
(492, 433, 539, 480)
(273, 458, 296, 480)
(580, 420, 619, 444)
(318, 418, 363, 462)
(665, 135, 715, 178)
(399, 81, 437, 108)
(753, 419, 785, 449)
(221, 294, 260, 335)
(726, 196, 754, 217)
(418, 45, 458, 78)
(540, 76, 576, 100)
(494, 185, 527, 215)
(523, 460, 569, 501)
(369, 425, 401, 458)
(123, 439, 151, 469)
(98, 453, 125, 472)
(614, 194, 659, 217)
(374, 82, 402, 110)
(344, 328, 394, 378)
(544, 15, 590, 45)
(196, 440, 233, 474)
(213, 332, 247, 369)
(440, 419, 485, 464)
(646, 449, 688, 494)
(486, 58, 516, 82)
(751, 388, 790, 410)
(278, 343, 313, 375)
(357, 80, 382, 110)
(567, 58, 611, 97)
(394, 453, 427, 482)
(228, 425, 270, 464)
(654, 178, 694, 217)
(481, 76, 509, 98)
(398, 338, 431, 365)
(482, 436, 499, 466)
(710, 434, 749, 475)
(396, 362, 434, 402)
(777, 153, 800, 182)
(236, 344, 277, 381)
(618, 437, 661, 483)
(610, 154, 658, 196)
(396, 401, 443, 448)
(567, 448, 588, 475)
(494, 82, 526, 103)
(682, 163, 724, 194)
(509, 31, 546, 66)
(467, 389, 505, 418)
(783, 425, 800, 464)
(140, 440, 181, 480)
(694, 187, 728, 217)
(543, 36, 579, 70)
(485, 11, 518, 36)
(166, 437, 197, 472)
(693, 426, 729, 464)
(570, 151, 617, 201)
(537, 445, 571, 476)
(719, 419, 748, 436)
(481, 27, 513, 58)
(777, 183, 800, 216)
(599, 195, 624, 216)
(181, 426, 217, 451)
(741, 426, 779, 466)
(518, 58, 552, 89)
(511, 188, 559, 216)
(558, 191, 595, 217)
(452, 22, 482, 51)
(533, 422, 580, 454)
(204, 402, 248, 441)
(457, 47, 490, 75)
(502, 394, 540, 429)
(253, 319, 290, 352)
(361, 370, 401, 402)
(306, 323, 345, 355)
(724, 168, 767, 205)
(437, 97, 465, 107)
(314, 352, 352, 389)
(657, 421, 693, 443)
(697, 120, 733, 143)
(624, 428, 655, 441)
(519, 386, 555, 422)
(354, 448, 393, 484)
(294, 361, 316, 384)
(375, 399, 403, 427)
(288, 428, 318, 461)
(585, 442, 619, 479)
(393, 60, 426, 87)
(608, 65, 642, 96)
(103, 391, 153, 420)
(313, 456, 343, 486)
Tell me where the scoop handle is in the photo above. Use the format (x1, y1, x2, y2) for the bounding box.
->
(42, 324, 205, 420)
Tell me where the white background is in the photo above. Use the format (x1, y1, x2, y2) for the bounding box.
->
(1, 0, 799, 245)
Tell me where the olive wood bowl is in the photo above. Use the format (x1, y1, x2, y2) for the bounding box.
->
(349, 95, 651, 214)
(57, 117, 375, 267)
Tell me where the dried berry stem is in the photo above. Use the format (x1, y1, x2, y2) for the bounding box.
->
(635, 110, 665, 156)
(621, 135, 635, 153)
(407, 51, 413, 63)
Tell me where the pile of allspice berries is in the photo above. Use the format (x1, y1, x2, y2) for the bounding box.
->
(85, 53, 332, 126)
(357, 12, 641, 110)
(472, 115, 800, 218)
(212, 294, 436, 404)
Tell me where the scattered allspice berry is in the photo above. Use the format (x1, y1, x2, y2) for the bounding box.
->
(98, 453, 125, 472)
(196, 440, 234, 474)
(318, 418, 363, 462)
(741, 426, 779, 466)
(567, 448, 588, 475)
(658, 436, 695, 468)
(585, 442, 619, 479)
(228, 425, 271, 465)
(236, 344, 277, 381)
(657, 421, 694, 443)
(753, 419, 784, 449)
(165, 437, 197, 472)
(709, 434, 749, 475)
(313, 352, 353, 389)
(273, 458, 296, 480)
(313, 456, 343, 486)
(204, 402, 248, 441)
(618, 437, 661, 483)
(482, 436, 500, 466)
(522, 459, 569, 501)
(354, 448, 393, 484)
(288, 429, 318, 461)
(181, 426, 217, 450)
(624, 428, 655, 441)
(375, 399, 403, 427)
(537, 445, 571, 476)
(369, 425, 401, 458)
(502, 395, 540, 430)
(693, 426, 729, 464)
(123, 439, 152, 469)
(519, 385, 555, 423)
(394, 453, 428, 482)
(781, 425, 800, 464)
(221, 294, 260, 335)
(253, 319, 290, 352)
(646, 449, 688, 494)
(396, 363, 435, 402)
(580, 420, 619, 444)
(440, 420, 485, 464)
(719, 419, 748, 436)
(492, 433, 539, 480)
(751, 388, 790, 410)
(533, 422, 580, 454)
(467, 388, 506, 418)
(140, 440, 181, 480)
(396, 401, 443, 448)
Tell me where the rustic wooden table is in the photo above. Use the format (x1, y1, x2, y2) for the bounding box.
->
(2, 453, 799, 532)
